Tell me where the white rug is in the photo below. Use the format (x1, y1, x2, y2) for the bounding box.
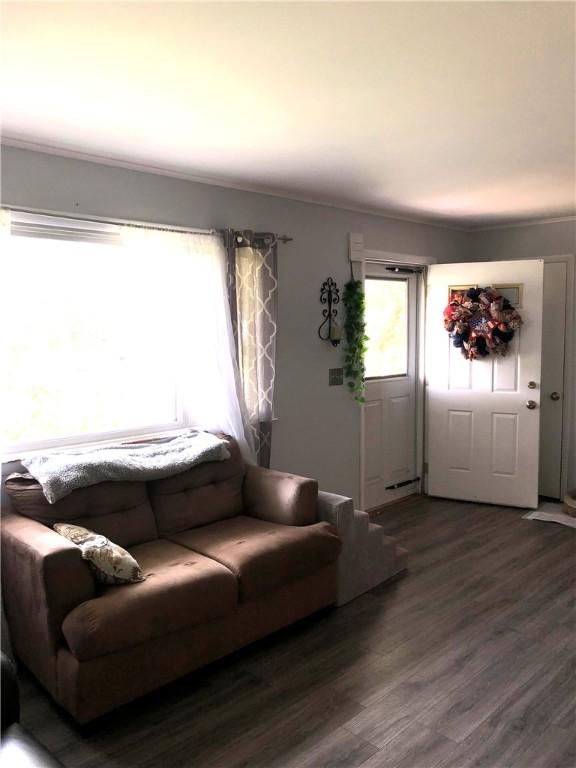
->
(523, 502, 576, 529)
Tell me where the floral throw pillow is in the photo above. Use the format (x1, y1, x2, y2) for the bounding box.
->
(54, 523, 145, 585)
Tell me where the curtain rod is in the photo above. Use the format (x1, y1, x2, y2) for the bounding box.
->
(2, 205, 216, 237)
(221, 228, 293, 245)
(4, 206, 294, 243)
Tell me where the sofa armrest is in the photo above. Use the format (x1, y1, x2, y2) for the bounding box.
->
(1, 513, 95, 691)
(243, 465, 319, 526)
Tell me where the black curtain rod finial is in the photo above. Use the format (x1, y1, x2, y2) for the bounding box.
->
(228, 229, 293, 247)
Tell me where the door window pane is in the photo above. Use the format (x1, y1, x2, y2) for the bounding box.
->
(365, 278, 408, 378)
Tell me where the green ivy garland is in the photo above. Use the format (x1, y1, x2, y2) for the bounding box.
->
(343, 279, 368, 403)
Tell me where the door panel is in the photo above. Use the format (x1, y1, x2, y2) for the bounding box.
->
(388, 394, 412, 480)
(448, 410, 473, 470)
(426, 260, 543, 509)
(493, 353, 518, 392)
(448, 345, 472, 390)
(491, 413, 518, 476)
(364, 401, 383, 483)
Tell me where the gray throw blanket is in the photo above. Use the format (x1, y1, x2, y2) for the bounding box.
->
(22, 430, 230, 503)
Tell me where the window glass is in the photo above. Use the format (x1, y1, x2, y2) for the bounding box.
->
(364, 278, 408, 378)
(2, 233, 185, 450)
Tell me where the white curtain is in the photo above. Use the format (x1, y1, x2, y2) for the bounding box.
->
(120, 225, 256, 462)
(0, 209, 10, 227)
(0, 208, 10, 243)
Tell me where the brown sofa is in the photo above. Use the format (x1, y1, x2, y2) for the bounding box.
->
(1, 438, 341, 723)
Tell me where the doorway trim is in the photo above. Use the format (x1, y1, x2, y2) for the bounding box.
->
(350, 235, 436, 510)
(539, 254, 574, 499)
(351, 237, 574, 508)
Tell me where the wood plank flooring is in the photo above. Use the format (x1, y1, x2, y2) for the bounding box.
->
(18, 497, 576, 767)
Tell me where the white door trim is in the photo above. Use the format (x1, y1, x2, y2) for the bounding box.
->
(363, 249, 438, 267)
(539, 254, 574, 498)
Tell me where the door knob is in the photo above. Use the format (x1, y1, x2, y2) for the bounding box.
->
(526, 400, 537, 410)
(550, 392, 561, 401)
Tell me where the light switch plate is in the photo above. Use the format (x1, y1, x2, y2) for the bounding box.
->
(329, 368, 344, 386)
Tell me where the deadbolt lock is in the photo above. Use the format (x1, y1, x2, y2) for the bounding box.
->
(526, 400, 537, 410)
(527, 381, 537, 389)
(550, 392, 561, 401)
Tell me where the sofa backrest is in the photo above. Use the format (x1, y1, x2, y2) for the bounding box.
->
(148, 438, 245, 535)
(3, 475, 158, 549)
(2, 435, 246, 544)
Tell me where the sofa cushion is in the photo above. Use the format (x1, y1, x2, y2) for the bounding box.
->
(148, 438, 245, 535)
(62, 539, 238, 660)
(5, 474, 157, 549)
(169, 516, 342, 601)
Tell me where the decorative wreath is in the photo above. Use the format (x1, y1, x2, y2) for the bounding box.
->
(443, 286, 523, 360)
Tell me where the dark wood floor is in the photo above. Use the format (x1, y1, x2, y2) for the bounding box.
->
(19, 497, 576, 768)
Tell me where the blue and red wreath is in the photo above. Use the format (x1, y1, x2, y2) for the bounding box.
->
(443, 286, 522, 360)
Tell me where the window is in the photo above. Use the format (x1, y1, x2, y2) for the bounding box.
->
(1, 211, 236, 454)
(364, 277, 408, 378)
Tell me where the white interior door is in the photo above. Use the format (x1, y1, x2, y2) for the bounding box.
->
(426, 260, 544, 509)
(362, 266, 420, 510)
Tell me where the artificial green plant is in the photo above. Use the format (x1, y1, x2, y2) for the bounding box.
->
(343, 279, 368, 403)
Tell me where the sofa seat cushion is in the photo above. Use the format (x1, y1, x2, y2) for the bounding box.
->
(61, 539, 238, 661)
(169, 516, 341, 601)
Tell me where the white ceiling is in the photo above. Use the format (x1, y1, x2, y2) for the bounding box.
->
(1, 1, 575, 227)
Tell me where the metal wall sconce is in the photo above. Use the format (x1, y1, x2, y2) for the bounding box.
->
(318, 277, 342, 346)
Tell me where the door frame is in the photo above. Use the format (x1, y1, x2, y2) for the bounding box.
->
(539, 254, 574, 499)
(350, 235, 436, 510)
(351, 235, 575, 507)
(363, 265, 419, 509)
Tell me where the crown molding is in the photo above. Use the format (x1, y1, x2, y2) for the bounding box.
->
(468, 215, 576, 232)
(3, 137, 574, 234)
(0, 137, 469, 232)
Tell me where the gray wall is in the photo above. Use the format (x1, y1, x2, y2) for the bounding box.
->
(1, 146, 467, 503)
(3, 146, 573, 501)
(469, 220, 576, 262)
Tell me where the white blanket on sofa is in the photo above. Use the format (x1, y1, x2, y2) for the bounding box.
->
(22, 430, 230, 503)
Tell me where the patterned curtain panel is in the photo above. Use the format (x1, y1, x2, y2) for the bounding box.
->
(225, 230, 278, 467)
